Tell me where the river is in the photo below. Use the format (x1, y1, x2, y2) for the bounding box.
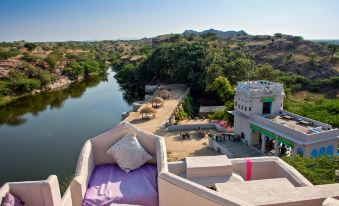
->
(0, 69, 139, 188)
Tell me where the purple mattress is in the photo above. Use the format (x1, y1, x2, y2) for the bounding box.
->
(83, 164, 158, 206)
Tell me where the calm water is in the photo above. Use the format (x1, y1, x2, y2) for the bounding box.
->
(0, 69, 137, 186)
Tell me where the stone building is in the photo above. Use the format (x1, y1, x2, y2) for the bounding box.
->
(231, 80, 339, 157)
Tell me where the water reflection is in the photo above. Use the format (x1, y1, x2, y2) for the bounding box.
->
(0, 74, 104, 126)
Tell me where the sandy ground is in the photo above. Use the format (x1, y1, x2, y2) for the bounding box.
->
(124, 85, 186, 133)
(156, 130, 219, 161)
(125, 85, 219, 161)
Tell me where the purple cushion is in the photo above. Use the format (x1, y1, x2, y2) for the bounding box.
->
(1, 193, 24, 206)
(83, 164, 158, 206)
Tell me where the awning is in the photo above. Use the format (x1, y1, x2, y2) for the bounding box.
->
(250, 124, 276, 140)
(261, 97, 275, 102)
(278, 136, 295, 148)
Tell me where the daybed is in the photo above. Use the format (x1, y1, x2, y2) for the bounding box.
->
(70, 122, 167, 206)
(0, 175, 62, 206)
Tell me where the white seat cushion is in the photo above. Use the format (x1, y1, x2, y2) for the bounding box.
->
(107, 132, 152, 172)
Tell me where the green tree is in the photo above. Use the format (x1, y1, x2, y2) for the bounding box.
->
(62, 62, 85, 80)
(274, 33, 283, 38)
(292, 36, 303, 42)
(250, 64, 279, 81)
(328, 44, 337, 62)
(210, 76, 234, 104)
(24, 42, 37, 51)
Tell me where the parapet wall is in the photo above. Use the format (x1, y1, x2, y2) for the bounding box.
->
(167, 123, 227, 132)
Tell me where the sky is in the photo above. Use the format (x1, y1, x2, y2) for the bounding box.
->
(0, 0, 338, 42)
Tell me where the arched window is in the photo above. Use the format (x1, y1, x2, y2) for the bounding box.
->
(297, 147, 304, 157)
(311, 148, 318, 157)
(327, 145, 334, 156)
(319, 147, 325, 156)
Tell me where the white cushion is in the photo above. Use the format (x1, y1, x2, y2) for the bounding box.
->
(107, 132, 152, 172)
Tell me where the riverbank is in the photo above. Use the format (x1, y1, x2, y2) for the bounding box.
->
(0, 41, 113, 107)
(0, 70, 107, 107)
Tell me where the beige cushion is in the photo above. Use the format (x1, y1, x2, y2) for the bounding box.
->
(107, 132, 152, 172)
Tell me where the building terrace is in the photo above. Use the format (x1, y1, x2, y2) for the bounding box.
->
(232, 80, 338, 157)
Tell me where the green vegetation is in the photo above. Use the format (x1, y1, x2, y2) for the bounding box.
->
(24, 42, 37, 51)
(208, 110, 227, 120)
(113, 36, 338, 126)
(21, 54, 41, 63)
(292, 36, 303, 42)
(274, 33, 283, 38)
(62, 59, 105, 80)
(114, 40, 281, 97)
(328, 44, 337, 62)
(62, 62, 85, 80)
(278, 74, 339, 93)
(284, 92, 339, 127)
(0, 50, 20, 60)
(283, 156, 339, 185)
(45, 52, 63, 68)
(0, 41, 111, 106)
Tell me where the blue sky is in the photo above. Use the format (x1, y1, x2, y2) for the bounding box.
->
(0, 0, 338, 42)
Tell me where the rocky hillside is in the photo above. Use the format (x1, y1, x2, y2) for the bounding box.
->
(230, 34, 338, 79)
(133, 31, 339, 80)
(0, 41, 110, 105)
(1, 31, 338, 105)
(183, 29, 247, 39)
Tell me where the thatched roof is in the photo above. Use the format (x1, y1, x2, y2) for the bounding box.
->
(151, 96, 164, 104)
(158, 90, 170, 98)
(140, 106, 157, 114)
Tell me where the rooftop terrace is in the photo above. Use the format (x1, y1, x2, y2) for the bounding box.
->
(236, 80, 284, 96)
(265, 111, 333, 134)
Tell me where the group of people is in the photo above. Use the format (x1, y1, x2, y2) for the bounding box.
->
(180, 132, 190, 139)
(265, 139, 287, 156)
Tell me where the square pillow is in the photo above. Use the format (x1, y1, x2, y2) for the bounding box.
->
(107, 132, 153, 172)
(1, 193, 24, 206)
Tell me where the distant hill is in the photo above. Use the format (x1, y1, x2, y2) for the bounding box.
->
(183, 29, 247, 39)
(310, 39, 339, 45)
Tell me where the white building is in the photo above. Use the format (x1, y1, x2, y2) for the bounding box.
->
(231, 80, 339, 157)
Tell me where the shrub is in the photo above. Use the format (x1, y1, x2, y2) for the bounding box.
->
(0, 50, 20, 60)
(283, 156, 339, 185)
(45, 52, 63, 68)
(208, 110, 226, 120)
(62, 62, 84, 80)
(292, 36, 303, 42)
(0, 80, 11, 96)
(309, 55, 318, 65)
(24, 42, 37, 51)
(80, 59, 101, 75)
(274, 33, 283, 38)
(10, 76, 41, 94)
(284, 92, 339, 127)
(21, 54, 40, 63)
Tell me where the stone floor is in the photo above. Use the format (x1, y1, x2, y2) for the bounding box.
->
(216, 140, 264, 158)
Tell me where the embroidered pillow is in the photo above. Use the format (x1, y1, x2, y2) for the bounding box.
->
(107, 132, 152, 172)
(1, 193, 24, 206)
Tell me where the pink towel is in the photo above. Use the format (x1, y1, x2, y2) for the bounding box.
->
(246, 158, 252, 181)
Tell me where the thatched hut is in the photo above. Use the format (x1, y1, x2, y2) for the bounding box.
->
(140, 106, 156, 119)
(158, 90, 170, 99)
(151, 97, 164, 108)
